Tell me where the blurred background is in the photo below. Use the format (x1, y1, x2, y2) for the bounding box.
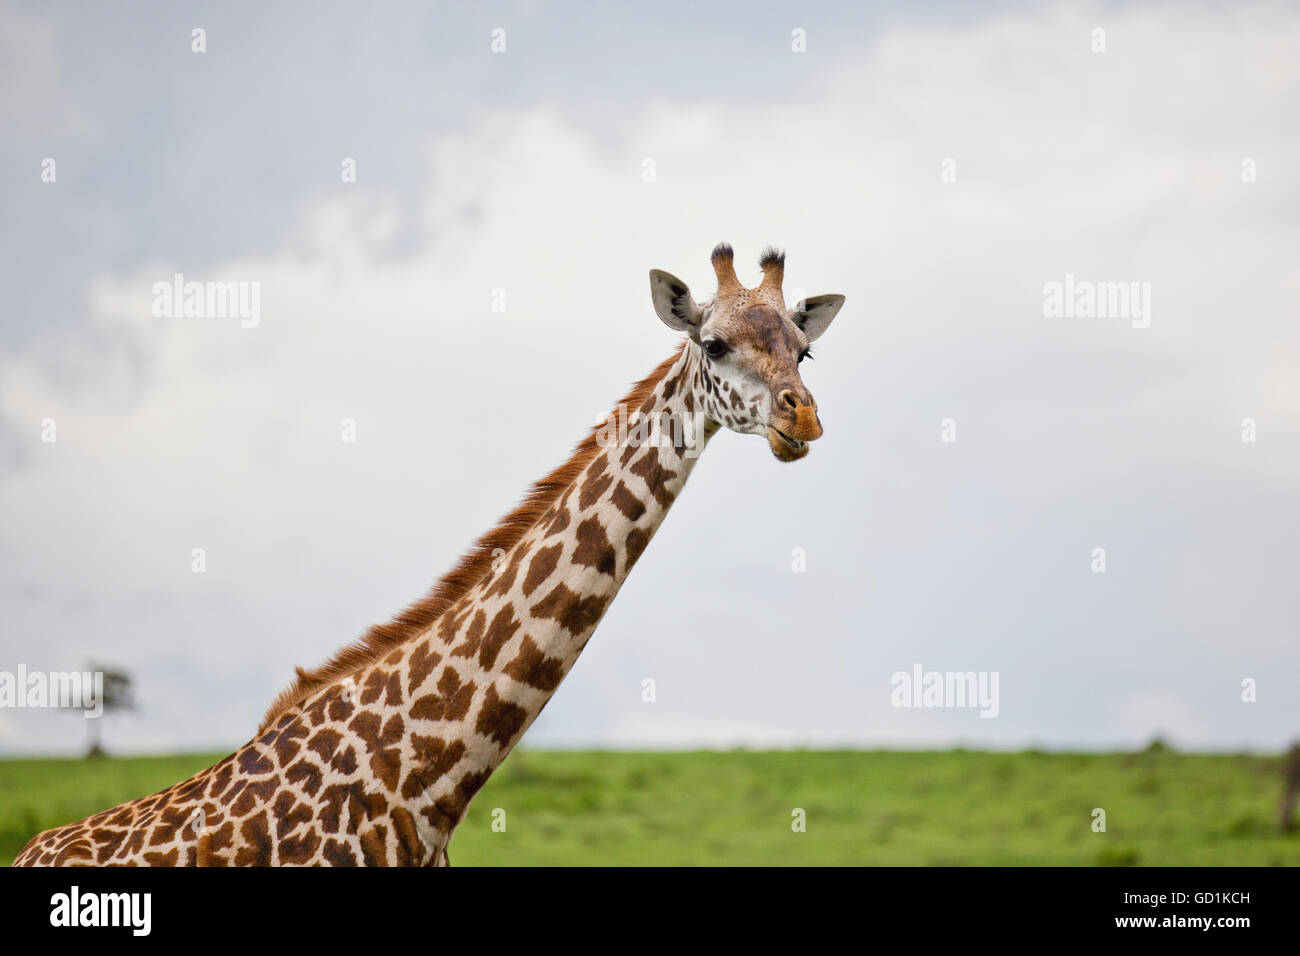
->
(1, 1, 1297, 864)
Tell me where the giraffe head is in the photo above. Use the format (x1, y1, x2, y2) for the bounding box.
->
(649, 242, 846, 461)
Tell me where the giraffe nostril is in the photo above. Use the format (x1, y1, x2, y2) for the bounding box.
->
(778, 389, 799, 410)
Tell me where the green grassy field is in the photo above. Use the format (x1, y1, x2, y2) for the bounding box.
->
(2, 748, 1296, 866)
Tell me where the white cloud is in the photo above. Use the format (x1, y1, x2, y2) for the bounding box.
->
(2, 1, 1298, 753)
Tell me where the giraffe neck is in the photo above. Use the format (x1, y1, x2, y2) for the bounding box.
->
(13, 344, 728, 868)
(376, 344, 715, 849)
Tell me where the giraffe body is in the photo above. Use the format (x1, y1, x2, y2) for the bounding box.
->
(14, 244, 844, 866)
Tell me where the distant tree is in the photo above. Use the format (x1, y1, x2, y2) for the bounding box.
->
(1280, 743, 1300, 831)
(59, 665, 135, 758)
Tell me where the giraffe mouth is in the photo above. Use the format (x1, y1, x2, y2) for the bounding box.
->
(767, 426, 809, 462)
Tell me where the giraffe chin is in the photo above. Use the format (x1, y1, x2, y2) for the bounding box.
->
(767, 427, 809, 462)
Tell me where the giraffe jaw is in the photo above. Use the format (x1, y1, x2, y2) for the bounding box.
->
(767, 426, 809, 462)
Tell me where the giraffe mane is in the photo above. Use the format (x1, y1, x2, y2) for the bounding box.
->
(257, 341, 688, 733)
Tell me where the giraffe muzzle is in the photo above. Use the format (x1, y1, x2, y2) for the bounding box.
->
(767, 426, 810, 461)
(767, 390, 822, 460)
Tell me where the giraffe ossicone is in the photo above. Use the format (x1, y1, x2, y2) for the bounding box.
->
(15, 243, 846, 866)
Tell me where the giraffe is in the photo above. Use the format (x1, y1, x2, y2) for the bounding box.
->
(14, 243, 846, 866)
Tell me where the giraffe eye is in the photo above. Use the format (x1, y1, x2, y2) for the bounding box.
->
(702, 339, 729, 359)
(798, 347, 813, 364)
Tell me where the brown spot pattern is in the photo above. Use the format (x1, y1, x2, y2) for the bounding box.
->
(409, 667, 476, 722)
(475, 685, 529, 747)
(629, 448, 678, 507)
(522, 543, 563, 597)
(530, 583, 610, 637)
(610, 481, 646, 521)
(503, 635, 565, 691)
(572, 517, 616, 576)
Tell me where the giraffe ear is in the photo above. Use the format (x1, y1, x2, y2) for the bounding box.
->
(791, 294, 845, 343)
(650, 270, 704, 336)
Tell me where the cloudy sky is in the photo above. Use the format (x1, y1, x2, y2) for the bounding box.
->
(1, 0, 1297, 755)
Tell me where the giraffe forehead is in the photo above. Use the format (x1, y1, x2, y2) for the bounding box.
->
(708, 303, 802, 354)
